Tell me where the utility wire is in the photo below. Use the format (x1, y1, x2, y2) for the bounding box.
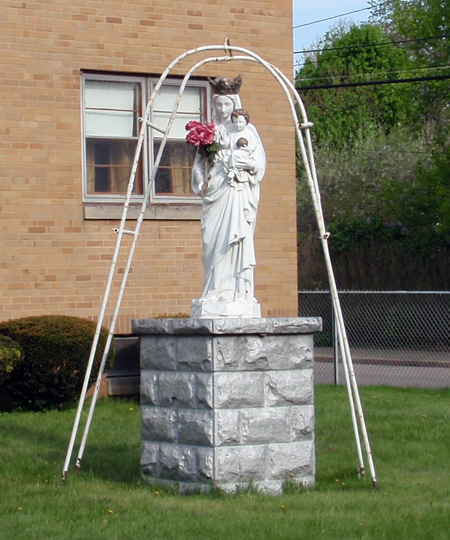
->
(296, 72, 450, 91)
(293, 0, 397, 31)
(300, 74, 448, 124)
(293, 7, 370, 29)
(296, 64, 450, 84)
(294, 34, 450, 56)
(293, 0, 395, 30)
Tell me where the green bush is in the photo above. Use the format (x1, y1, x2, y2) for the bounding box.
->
(0, 315, 114, 411)
(0, 335, 24, 382)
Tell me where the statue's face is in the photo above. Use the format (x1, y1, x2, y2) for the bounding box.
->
(215, 96, 234, 121)
(233, 115, 247, 132)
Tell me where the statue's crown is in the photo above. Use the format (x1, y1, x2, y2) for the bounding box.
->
(208, 75, 242, 95)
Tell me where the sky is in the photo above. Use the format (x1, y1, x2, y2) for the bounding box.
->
(293, 0, 372, 66)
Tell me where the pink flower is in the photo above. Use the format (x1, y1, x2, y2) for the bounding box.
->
(185, 121, 218, 166)
(185, 122, 216, 147)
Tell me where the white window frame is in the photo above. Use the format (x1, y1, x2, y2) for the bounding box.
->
(81, 72, 210, 207)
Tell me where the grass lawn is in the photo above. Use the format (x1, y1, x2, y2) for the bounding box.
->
(1, 385, 449, 540)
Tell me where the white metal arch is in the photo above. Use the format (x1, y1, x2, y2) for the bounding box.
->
(61, 42, 377, 490)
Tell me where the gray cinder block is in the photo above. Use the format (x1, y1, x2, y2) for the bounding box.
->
(159, 444, 198, 481)
(215, 409, 240, 446)
(141, 407, 177, 443)
(215, 445, 266, 482)
(195, 373, 213, 409)
(267, 441, 315, 480)
(178, 409, 214, 446)
(178, 337, 213, 372)
(214, 372, 264, 409)
(140, 336, 178, 371)
(265, 370, 314, 407)
(159, 372, 196, 408)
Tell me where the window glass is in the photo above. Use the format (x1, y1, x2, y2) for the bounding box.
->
(86, 139, 143, 195)
(84, 79, 142, 197)
(152, 112, 199, 140)
(151, 84, 206, 198)
(154, 141, 197, 195)
(153, 85, 202, 114)
(82, 75, 207, 201)
(85, 80, 140, 137)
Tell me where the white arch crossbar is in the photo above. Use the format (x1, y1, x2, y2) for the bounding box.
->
(61, 42, 378, 490)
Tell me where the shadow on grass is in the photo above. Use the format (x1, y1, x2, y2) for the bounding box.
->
(66, 401, 143, 485)
(1, 398, 143, 486)
(78, 440, 142, 484)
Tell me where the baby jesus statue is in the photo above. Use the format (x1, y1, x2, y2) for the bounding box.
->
(226, 109, 258, 191)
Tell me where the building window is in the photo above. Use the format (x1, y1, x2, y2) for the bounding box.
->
(82, 74, 209, 203)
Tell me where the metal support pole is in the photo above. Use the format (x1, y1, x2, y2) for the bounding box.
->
(332, 303, 339, 385)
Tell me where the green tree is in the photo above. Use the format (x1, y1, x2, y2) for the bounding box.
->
(382, 138, 450, 239)
(296, 23, 417, 146)
(369, 0, 450, 129)
(295, 3, 450, 290)
(297, 125, 431, 229)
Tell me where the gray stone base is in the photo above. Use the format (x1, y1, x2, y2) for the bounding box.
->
(133, 317, 321, 495)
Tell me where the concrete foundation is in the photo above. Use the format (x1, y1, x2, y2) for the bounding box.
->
(132, 317, 321, 495)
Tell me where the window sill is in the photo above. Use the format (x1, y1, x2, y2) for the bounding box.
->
(83, 203, 202, 221)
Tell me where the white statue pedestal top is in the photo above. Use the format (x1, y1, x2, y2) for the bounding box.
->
(190, 297, 261, 319)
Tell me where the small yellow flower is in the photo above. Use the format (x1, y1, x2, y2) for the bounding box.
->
(342, 482, 346, 486)
(281, 504, 286, 510)
(334, 478, 340, 483)
(422, 414, 427, 418)
(129, 408, 134, 411)
(383, 492, 387, 496)
(289, 473, 294, 477)
(17, 507, 22, 511)
(360, 523, 364, 527)
(108, 510, 114, 514)
(155, 491, 160, 496)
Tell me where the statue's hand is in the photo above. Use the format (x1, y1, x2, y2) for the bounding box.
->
(233, 154, 257, 173)
(200, 182, 209, 196)
(215, 125, 229, 148)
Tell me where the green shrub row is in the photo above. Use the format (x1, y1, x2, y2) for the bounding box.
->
(0, 315, 114, 411)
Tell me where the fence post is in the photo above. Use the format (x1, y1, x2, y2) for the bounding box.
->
(332, 299, 339, 385)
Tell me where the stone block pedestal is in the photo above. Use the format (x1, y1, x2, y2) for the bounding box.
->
(132, 317, 321, 495)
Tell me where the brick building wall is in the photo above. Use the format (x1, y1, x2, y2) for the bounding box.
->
(0, 0, 297, 333)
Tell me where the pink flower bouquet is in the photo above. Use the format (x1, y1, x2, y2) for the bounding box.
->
(185, 121, 218, 165)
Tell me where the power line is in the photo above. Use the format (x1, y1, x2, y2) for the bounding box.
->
(296, 64, 450, 84)
(293, 7, 370, 30)
(298, 74, 449, 123)
(294, 34, 450, 56)
(296, 72, 450, 91)
(293, 0, 397, 31)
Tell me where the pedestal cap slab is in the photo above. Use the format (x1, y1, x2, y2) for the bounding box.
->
(133, 317, 322, 336)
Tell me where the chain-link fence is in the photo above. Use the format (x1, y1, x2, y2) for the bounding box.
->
(299, 291, 450, 388)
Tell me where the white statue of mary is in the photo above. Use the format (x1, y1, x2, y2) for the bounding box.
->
(190, 76, 266, 318)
